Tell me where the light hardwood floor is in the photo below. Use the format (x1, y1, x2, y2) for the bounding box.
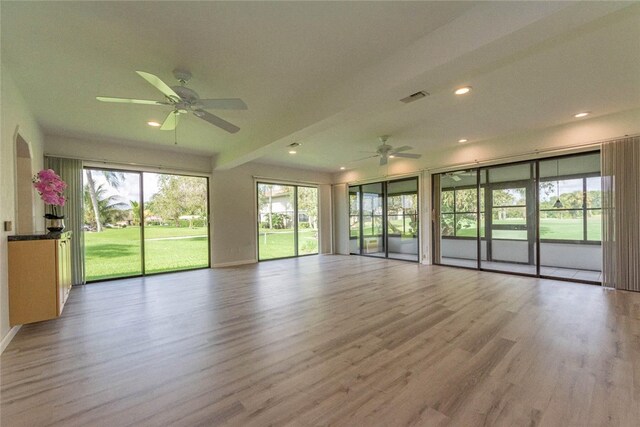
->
(2, 255, 639, 426)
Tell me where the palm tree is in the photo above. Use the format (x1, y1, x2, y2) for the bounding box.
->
(85, 170, 125, 232)
(83, 183, 129, 230)
(130, 200, 141, 226)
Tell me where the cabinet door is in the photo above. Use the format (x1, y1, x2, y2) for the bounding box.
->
(9, 240, 58, 325)
(57, 239, 72, 315)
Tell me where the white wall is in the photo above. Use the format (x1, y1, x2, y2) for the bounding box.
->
(210, 162, 333, 266)
(332, 184, 349, 255)
(45, 135, 213, 174)
(1, 68, 45, 345)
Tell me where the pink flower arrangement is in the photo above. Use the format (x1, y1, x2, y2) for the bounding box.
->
(33, 169, 67, 218)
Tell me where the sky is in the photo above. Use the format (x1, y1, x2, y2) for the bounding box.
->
(84, 170, 161, 204)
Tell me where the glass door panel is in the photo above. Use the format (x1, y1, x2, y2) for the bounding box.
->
(438, 170, 479, 268)
(297, 186, 319, 256)
(349, 186, 361, 254)
(538, 152, 602, 282)
(143, 173, 209, 274)
(83, 169, 142, 281)
(361, 182, 385, 257)
(387, 178, 418, 261)
(481, 162, 537, 275)
(258, 183, 296, 260)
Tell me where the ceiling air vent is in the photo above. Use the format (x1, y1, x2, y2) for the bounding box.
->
(400, 91, 429, 104)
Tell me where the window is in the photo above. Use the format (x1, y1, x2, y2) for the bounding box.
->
(538, 175, 601, 243)
(257, 183, 318, 260)
(439, 172, 484, 239)
(491, 187, 527, 240)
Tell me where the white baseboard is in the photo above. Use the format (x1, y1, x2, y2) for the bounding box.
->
(213, 259, 257, 268)
(1, 325, 21, 354)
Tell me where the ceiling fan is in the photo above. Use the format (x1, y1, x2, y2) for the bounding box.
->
(444, 170, 474, 182)
(357, 136, 422, 166)
(96, 69, 247, 133)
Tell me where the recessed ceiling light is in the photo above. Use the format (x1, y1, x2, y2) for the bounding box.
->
(388, 155, 395, 159)
(574, 112, 590, 118)
(340, 166, 346, 170)
(147, 121, 161, 127)
(288, 150, 297, 154)
(454, 86, 472, 95)
(458, 138, 468, 143)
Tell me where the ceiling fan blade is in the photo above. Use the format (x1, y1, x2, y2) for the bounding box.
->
(380, 156, 388, 166)
(392, 145, 413, 153)
(393, 153, 421, 159)
(136, 71, 181, 102)
(196, 98, 248, 110)
(193, 109, 240, 134)
(351, 154, 378, 162)
(160, 111, 179, 131)
(96, 96, 168, 105)
(451, 175, 462, 182)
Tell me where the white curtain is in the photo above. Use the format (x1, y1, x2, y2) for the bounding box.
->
(45, 156, 85, 285)
(601, 136, 640, 291)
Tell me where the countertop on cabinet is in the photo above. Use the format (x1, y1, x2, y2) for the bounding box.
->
(8, 231, 72, 241)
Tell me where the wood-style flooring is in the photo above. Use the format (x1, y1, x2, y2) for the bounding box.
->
(2, 255, 639, 426)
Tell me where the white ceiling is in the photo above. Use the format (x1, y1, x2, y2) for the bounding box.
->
(2, 2, 639, 173)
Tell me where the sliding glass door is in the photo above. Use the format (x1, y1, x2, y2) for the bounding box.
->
(143, 173, 209, 274)
(481, 162, 537, 275)
(349, 177, 419, 262)
(83, 168, 210, 282)
(84, 169, 142, 280)
(538, 153, 602, 282)
(257, 182, 318, 260)
(361, 183, 385, 257)
(387, 178, 419, 261)
(433, 151, 602, 284)
(436, 170, 479, 268)
(297, 186, 319, 256)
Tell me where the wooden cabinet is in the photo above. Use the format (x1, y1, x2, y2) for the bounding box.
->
(8, 233, 73, 325)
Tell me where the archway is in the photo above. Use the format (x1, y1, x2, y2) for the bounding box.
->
(15, 134, 34, 234)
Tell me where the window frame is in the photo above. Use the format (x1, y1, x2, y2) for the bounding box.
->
(538, 171, 602, 245)
(256, 182, 319, 261)
(440, 172, 601, 245)
(440, 184, 484, 240)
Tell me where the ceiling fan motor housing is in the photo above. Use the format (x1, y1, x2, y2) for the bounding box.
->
(172, 86, 199, 103)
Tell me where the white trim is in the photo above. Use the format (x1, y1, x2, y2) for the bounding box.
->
(1, 325, 21, 354)
(212, 259, 257, 268)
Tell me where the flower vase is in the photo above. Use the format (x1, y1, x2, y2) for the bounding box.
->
(45, 215, 65, 233)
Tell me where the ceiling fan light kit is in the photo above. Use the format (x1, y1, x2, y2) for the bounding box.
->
(97, 69, 246, 134)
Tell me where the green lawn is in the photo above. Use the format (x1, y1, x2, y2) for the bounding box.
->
(454, 217, 601, 240)
(85, 226, 209, 281)
(258, 228, 318, 260)
(85, 226, 319, 280)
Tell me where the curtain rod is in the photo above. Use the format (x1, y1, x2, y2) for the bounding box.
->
(44, 153, 212, 176)
(339, 133, 639, 185)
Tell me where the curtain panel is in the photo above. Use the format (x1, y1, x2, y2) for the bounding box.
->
(601, 136, 640, 291)
(431, 173, 441, 264)
(45, 156, 85, 285)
